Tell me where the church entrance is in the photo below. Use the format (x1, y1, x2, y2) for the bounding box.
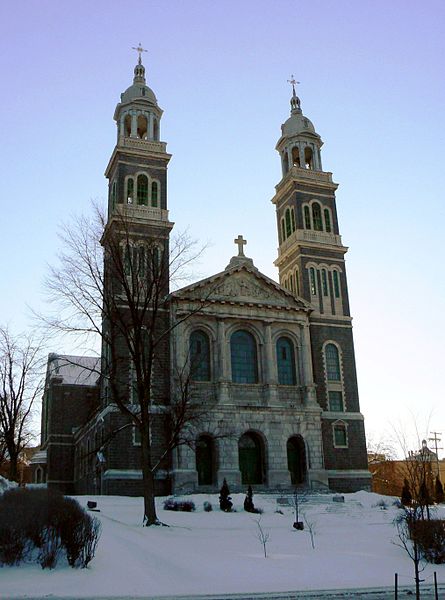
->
(196, 435, 214, 485)
(239, 432, 264, 484)
(287, 435, 307, 485)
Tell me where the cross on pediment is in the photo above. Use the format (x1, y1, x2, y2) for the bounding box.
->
(234, 235, 247, 257)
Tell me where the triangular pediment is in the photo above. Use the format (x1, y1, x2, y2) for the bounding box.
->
(173, 263, 310, 311)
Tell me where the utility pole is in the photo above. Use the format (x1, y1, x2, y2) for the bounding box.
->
(428, 431, 442, 478)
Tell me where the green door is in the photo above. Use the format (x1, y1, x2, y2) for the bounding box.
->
(239, 433, 263, 484)
(196, 436, 213, 485)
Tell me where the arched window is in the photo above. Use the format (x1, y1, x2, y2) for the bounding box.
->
(333, 271, 340, 298)
(304, 146, 313, 169)
(321, 269, 329, 296)
(282, 152, 289, 174)
(290, 208, 296, 232)
(312, 203, 323, 231)
(231, 330, 258, 383)
(196, 435, 214, 485)
(295, 269, 300, 295)
(324, 208, 331, 233)
(281, 219, 286, 242)
(127, 178, 134, 204)
(238, 432, 264, 484)
(151, 182, 158, 207)
(137, 115, 148, 139)
(292, 147, 300, 167)
(190, 330, 211, 381)
(276, 337, 296, 385)
(333, 422, 347, 447)
(137, 175, 148, 205)
(325, 343, 341, 381)
(287, 436, 307, 484)
(309, 267, 317, 296)
(111, 180, 117, 210)
(153, 117, 159, 140)
(285, 208, 292, 237)
(123, 244, 132, 277)
(304, 205, 311, 229)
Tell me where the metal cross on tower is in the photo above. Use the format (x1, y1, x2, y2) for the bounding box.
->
(287, 75, 300, 96)
(132, 43, 148, 65)
(234, 235, 247, 257)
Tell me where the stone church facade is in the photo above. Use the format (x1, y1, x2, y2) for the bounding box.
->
(34, 58, 371, 495)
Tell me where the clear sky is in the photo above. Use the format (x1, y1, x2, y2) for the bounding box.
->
(1, 0, 444, 453)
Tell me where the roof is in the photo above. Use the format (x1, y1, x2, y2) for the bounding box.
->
(46, 354, 100, 387)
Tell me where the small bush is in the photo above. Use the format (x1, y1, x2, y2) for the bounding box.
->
(411, 519, 445, 564)
(163, 498, 196, 512)
(0, 488, 101, 569)
(219, 479, 233, 512)
(373, 499, 388, 510)
(203, 501, 213, 512)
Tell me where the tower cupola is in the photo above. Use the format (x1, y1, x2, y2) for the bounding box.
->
(113, 46, 162, 142)
(276, 78, 324, 176)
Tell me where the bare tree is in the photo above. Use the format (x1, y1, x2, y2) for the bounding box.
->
(43, 204, 216, 525)
(254, 517, 270, 558)
(0, 327, 43, 481)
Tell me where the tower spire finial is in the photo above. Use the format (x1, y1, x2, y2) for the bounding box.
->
(287, 74, 302, 114)
(287, 74, 300, 97)
(132, 43, 148, 65)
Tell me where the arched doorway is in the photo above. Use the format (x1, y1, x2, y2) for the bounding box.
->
(196, 435, 214, 485)
(239, 432, 264, 485)
(287, 435, 307, 485)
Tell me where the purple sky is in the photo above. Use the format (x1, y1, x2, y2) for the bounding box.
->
(1, 0, 444, 450)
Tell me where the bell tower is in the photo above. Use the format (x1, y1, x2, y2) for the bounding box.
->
(104, 47, 173, 259)
(272, 80, 370, 491)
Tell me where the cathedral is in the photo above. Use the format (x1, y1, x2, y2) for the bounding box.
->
(33, 55, 371, 495)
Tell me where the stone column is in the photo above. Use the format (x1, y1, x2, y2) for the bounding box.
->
(216, 436, 242, 489)
(264, 324, 278, 404)
(301, 323, 317, 405)
(148, 112, 154, 139)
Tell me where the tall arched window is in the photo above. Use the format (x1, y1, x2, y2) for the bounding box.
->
(231, 330, 258, 383)
(321, 269, 329, 296)
(276, 337, 296, 385)
(281, 219, 286, 242)
(295, 268, 300, 295)
(304, 205, 311, 229)
(312, 203, 323, 231)
(196, 435, 214, 485)
(151, 182, 158, 207)
(153, 117, 159, 140)
(127, 177, 134, 203)
(111, 180, 117, 210)
(304, 146, 313, 169)
(309, 267, 317, 295)
(333, 271, 340, 298)
(290, 208, 296, 232)
(124, 114, 131, 137)
(285, 208, 292, 237)
(324, 208, 331, 233)
(137, 175, 148, 205)
(292, 146, 300, 167)
(190, 330, 211, 381)
(137, 115, 148, 139)
(325, 343, 341, 381)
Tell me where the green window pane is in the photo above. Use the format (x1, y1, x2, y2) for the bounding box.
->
(291, 209, 296, 232)
(304, 206, 311, 229)
(285, 209, 292, 237)
(137, 175, 148, 205)
(127, 178, 134, 202)
(310, 268, 317, 295)
(276, 337, 296, 385)
(324, 208, 331, 232)
(231, 330, 258, 383)
(334, 424, 347, 446)
(312, 203, 323, 231)
(190, 330, 211, 381)
(325, 344, 341, 381)
(329, 391, 343, 411)
(322, 269, 328, 296)
(333, 271, 340, 298)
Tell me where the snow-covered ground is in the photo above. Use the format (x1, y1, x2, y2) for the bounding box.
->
(2, 490, 445, 598)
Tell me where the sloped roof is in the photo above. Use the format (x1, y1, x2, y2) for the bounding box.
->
(172, 256, 310, 312)
(47, 354, 100, 387)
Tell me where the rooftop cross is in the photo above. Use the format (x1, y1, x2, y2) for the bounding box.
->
(234, 235, 247, 257)
(287, 74, 300, 96)
(132, 43, 148, 65)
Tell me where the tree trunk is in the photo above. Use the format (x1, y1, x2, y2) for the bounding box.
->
(414, 543, 420, 600)
(7, 446, 19, 483)
(140, 424, 158, 526)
